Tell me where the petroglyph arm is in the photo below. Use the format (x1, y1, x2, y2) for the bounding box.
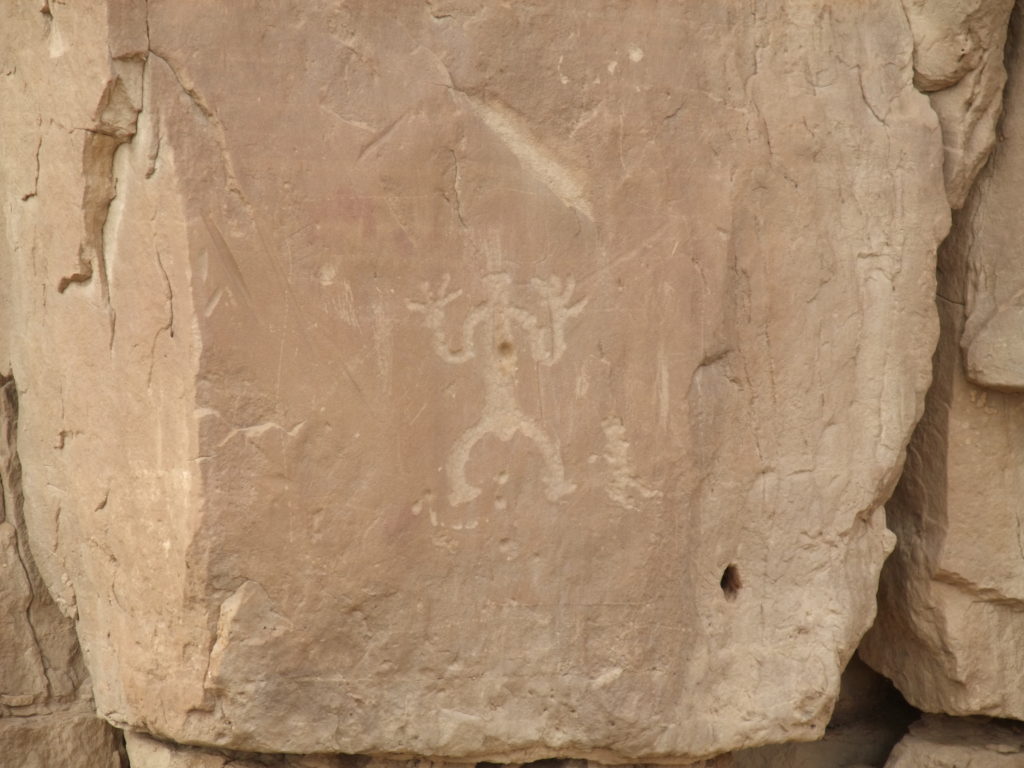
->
(527, 275, 588, 364)
(407, 274, 484, 363)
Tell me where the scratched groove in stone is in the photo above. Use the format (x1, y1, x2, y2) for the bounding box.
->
(2, 0, 951, 763)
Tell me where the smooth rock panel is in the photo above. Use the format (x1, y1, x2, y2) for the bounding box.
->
(3, 0, 948, 762)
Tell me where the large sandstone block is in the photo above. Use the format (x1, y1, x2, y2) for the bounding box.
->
(0, 381, 123, 768)
(884, 715, 1024, 768)
(0, 711, 124, 768)
(961, 6, 1024, 391)
(2, 0, 948, 761)
(900, 0, 1016, 207)
(0, 381, 124, 763)
(123, 733, 731, 768)
(731, 655, 915, 768)
(860, 4, 1024, 719)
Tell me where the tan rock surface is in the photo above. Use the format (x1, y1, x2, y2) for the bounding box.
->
(884, 715, 1024, 768)
(0, 11, 126, 749)
(860, 5, 1024, 719)
(124, 733, 732, 768)
(3, 0, 950, 762)
(901, 0, 1016, 207)
(0, 711, 124, 768)
(731, 725, 898, 768)
(0, 380, 124, 765)
(125, 732, 262, 768)
(961, 7, 1024, 390)
(731, 655, 916, 768)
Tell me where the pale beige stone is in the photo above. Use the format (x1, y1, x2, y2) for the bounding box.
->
(731, 725, 897, 768)
(124, 733, 733, 768)
(901, 0, 1016, 207)
(125, 732, 240, 768)
(884, 715, 1024, 768)
(860, 257, 1024, 717)
(0, 376, 121, 762)
(0, 710, 123, 768)
(860, 5, 1024, 719)
(3, 0, 949, 762)
(731, 655, 916, 768)
(0, 377, 86, 710)
(0, 517, 48, 706)
(962, 8, 1024, 390)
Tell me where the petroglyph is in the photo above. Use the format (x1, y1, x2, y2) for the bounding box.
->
(408, 272, 586, 506)
(602, 417, 662, 510)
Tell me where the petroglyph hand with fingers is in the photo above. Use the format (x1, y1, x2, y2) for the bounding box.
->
(408, 275, 462, 316)
(528, 275, 587, 364)
(407, 276, 479, 363)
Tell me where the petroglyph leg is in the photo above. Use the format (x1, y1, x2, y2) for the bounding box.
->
(447, 415, 576, 506)
(447, 417, 501, 506)
(515, 419, 576, 502)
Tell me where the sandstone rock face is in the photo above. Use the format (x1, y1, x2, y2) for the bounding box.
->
(0, 378, 124, 762)
(0, 711, 124, 768)
(731, 655, 916, 768)
(961, 7, 1024, 391)
(884, 715, 1024, 767)
(124, 734, 733, 768)
(0, 365, 124, 761)
(901, 0, 1017, 207)
(3, 0, 950, 762)
(860, 5, 1024, 720)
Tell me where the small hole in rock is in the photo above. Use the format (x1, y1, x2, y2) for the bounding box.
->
(497, 340, 514, 356)
(720, 564, 741, 600)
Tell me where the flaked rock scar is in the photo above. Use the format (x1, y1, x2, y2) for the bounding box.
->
(409, 272, 586, 505)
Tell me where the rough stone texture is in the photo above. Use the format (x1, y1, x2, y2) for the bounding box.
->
(860, 3, 1024, 720)
(884, 715, 1024, 767)
(0, 376, 124, 763)
(0, 711, 124, 768)
(902, 0, 1017, 207)
(0, 8, 129, 758)
(732, 726, 897, 768)
(3, 0, 952, 763)
(731, 655, 917, 768)
(125, 732, 265, 768)
(0, 375, 84, 702)
(123, 734, 731, 768)
(961, 7, 1024, 390)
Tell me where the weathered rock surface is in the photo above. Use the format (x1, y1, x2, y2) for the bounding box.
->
(861, 3, 1024, 720)
(901, 0, 1017, 207)
(2, 0, 952, 763)
(884, 715, 1024, 767)
(731, 655, 917, 768)
(0, 379, 124, 764)
(124, 733, 732, 768)
(0, 711, 124, 768)
(732, 726, 897, 768)
(961, 7, 1024, 390)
